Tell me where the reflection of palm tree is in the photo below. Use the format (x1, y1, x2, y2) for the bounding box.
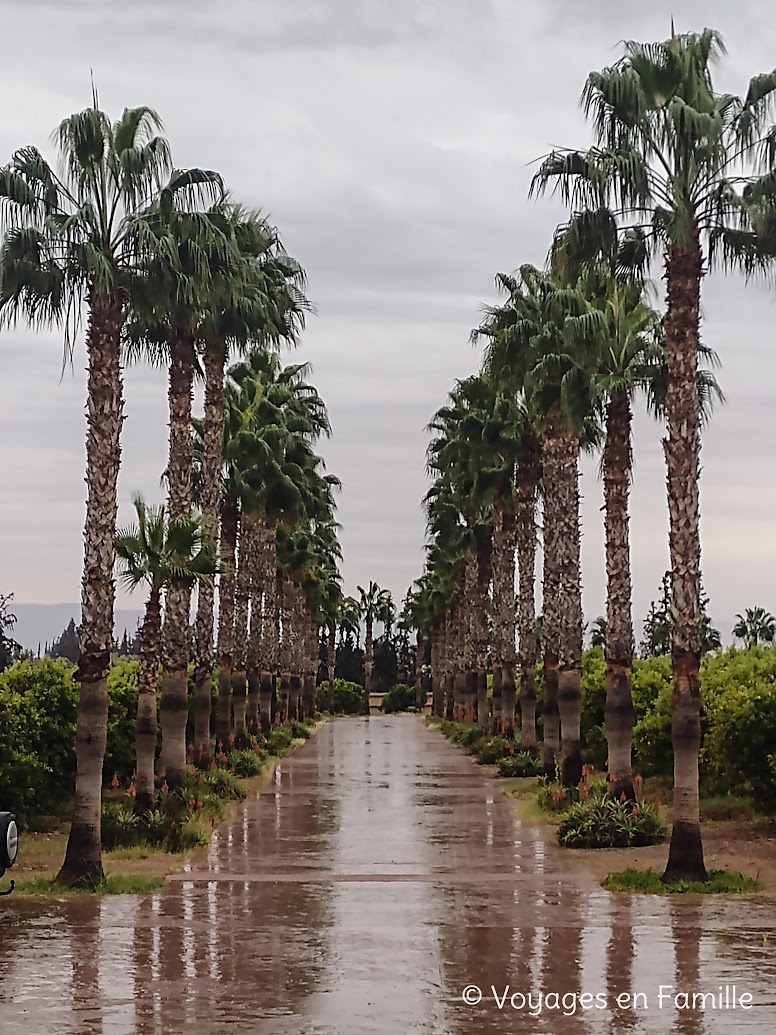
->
(733, 607, 776, 647)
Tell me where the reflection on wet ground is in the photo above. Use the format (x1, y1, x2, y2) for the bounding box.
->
(2, 717, 775, 1033)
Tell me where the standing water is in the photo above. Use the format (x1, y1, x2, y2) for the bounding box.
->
(1, 717, 774, 1033)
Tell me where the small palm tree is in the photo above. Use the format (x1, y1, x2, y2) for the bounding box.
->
(115, 494, 219, 813)
(733, 608, 776, 647)
(590, 617, 608, 650)
(338, 596, 362, 648)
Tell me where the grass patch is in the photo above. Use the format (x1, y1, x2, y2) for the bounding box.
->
(12, 872, 165, 896)
(602, 868, 760, 895)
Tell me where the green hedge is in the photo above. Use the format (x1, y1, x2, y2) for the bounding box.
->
(0, 657, 142, 824)
(382, 683, 417, 713)
(315, 679, 363, 714)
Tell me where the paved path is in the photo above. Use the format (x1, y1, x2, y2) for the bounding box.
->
(2, 717, 775, 1033)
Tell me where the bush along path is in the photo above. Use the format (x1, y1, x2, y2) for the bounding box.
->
(11, 718, 319, 895)
(428, 716, 767, 894)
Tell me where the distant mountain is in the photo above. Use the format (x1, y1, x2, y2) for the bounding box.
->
(11, 603, 143, 652)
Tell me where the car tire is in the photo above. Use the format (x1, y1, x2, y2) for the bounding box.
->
(0, 812, 19, 870)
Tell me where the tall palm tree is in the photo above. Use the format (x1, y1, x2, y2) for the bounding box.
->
(530, 28, 776, 880)
(481, 265, 597, 779)
(191, 211, 310, 763)
(0, 101, 218, 886)
(125, 205, 228, 787)
(114, 494, 218, 813)
(357, 581, 394, 715)
(733, 607, 776, 647)
(222, 351, 332, 734)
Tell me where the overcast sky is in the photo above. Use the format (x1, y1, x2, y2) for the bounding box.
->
(1, 0, 775, 635)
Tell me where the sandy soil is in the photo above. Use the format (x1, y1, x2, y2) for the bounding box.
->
(505, 781, 776, 893)
(9, 736, 316, 886)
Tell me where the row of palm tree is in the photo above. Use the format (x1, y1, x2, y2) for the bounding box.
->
(0, 99, 345, 886)
(402, 28, 776, 883)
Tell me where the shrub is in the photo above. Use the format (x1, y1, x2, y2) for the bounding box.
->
(580, 647, 607, 768)
(701, 651, 776, 813)
(315, 678, 363, 714)
(537, 779, 583, 813)
(474, 736, 510, 765)
(454, 723, 491, 748)
(101, 805, 140, 850)
(201, 768, 245, 801)
(382, 683, 417, 713)
(290, 720, 313, 740)
(497, 751, 541, 778)
(0, 657, 78, 823)
(266, 725, 294, 755)
(557, 794, 665, 849)
(228, 749, 266, 778)
(105, 657, 142, 782)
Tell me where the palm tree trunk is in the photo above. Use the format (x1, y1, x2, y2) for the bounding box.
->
(463, 550, 478, 722)
(492, 498, 517, 736)
(662, 237, 707, 883)
(541, 422, 561, 780)
(516, 435, 540, 747)
(278, 570, 293, 723)
(232, 510, 254, 748)
(57, 296, 123, 889)
(551, 421, 583, 789)
(245, 518, 264, 736)
(135, 587, 162, 814)
(327, 622, 336, 710)
(603, 391, 636, 801)
(431, 621, 444, 716)
(475, 535, 492, 725)
(215, 493, 239, 749)
(258, 521, 277, 731)
(414, 631, 425, 710)
(363, 616, 374, 715)
(193, 345, 226, 767)
(443, 614, 455, 720)
(159, 329, 195, 790)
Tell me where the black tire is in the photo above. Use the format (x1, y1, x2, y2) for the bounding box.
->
(0, 812, 19, 870)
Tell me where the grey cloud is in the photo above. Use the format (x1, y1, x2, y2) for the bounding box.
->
(2, 0, 776, 623)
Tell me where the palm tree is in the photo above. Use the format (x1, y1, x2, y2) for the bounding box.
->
(400, 585, 432, 710)
(357, 582, 393, 715)
(191, 211, 310, 762)
(125, 205, 228, 787)
(733, 607, 776, 647)
(481, 265, 597, 782)
(530, 28, 776, 880)
(320, 570, 343, 711)
(0, 100, 218, 887)
(338, 596, 362, 649)
(114, 494, 218, 813)
(589, 618, 607, 650)
(221, 351, 332, 733)
(552, 210, 723, 800)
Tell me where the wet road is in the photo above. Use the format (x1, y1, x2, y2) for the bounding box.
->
(2, 716, 775, 1034)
